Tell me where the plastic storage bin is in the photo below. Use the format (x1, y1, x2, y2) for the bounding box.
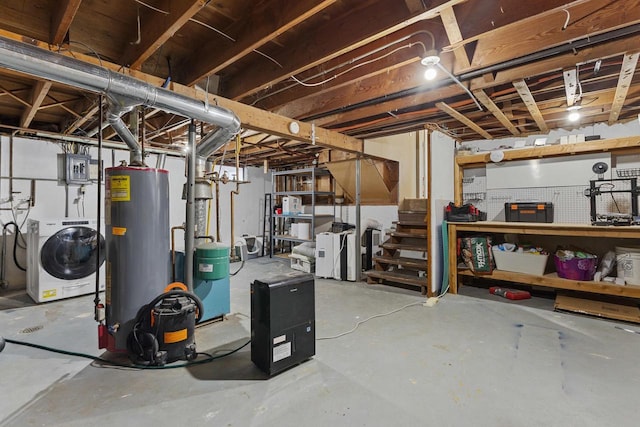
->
(554, 255, 597, 280)
(504, 202, 554, 223)
(492, 247, 548, 275)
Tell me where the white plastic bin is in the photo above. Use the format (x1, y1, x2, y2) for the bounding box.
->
(491, 247, 548, 276)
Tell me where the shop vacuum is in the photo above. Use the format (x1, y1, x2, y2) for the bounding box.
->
(126, 286, 203, 366)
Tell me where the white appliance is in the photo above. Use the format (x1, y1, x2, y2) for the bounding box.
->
(333, 231, 357, 282)
(27, 218, 105, 303)
(315, 232, 334, 278)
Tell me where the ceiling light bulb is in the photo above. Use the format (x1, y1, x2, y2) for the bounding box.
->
(424, 67, 437, 80)
(567, 105, 581, 122)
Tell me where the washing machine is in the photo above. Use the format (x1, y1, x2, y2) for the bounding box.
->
(26, 218, 105, 303)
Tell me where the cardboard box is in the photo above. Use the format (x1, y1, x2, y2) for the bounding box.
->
(282, 196, 302, 215)
(492, 248, 548, 276)
(554, 294, 640, 323)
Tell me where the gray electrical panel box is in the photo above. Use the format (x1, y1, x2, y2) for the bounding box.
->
(58, 154, 91, 185)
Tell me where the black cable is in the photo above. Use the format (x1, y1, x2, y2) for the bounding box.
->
(2, 222, 26, 271)
(95, 94, 103, 310)
(230, 260, 245, 276)
(2, 337, 251, 370)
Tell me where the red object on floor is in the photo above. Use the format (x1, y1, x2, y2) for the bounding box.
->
(489, 287, 531, 300)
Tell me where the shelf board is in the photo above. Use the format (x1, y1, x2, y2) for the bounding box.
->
(273, 214, 334, 219)
(455, 136, 640, 166)
(273, 191, 335, 196)
(449, 221, 640, 238)
(458, 269, 640, 298)
(273, 234, 313, 243)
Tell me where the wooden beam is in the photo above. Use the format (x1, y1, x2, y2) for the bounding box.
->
(440, 6, 471, 72)
(20, 80, 52, 128)
(64, 103, 99, 134)
(472, 89, 520, 135)
(465, 0, 640, 72)
(183, 0, 339, 86)
(50, 0, 82, 45)
(123, 0, 207, 70)
(220, 0, 470, 100)
(275, 58, 420, 119)
(315, 84, 464, 128)
(257, 24, 430, 111)
(609, 51, 640, 124)
(436, 101, 492, 139)
(0, 84, 31, 107)
(512, 79, 549, 132)
(470, 37, 640, 93)
(457, 136, 640, 166)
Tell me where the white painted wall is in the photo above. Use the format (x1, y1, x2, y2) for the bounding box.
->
(0, 135, 268, 290)
(429, 131, 456, 295)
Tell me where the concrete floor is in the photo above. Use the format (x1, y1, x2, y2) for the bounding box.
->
(2, 257, 640, 426)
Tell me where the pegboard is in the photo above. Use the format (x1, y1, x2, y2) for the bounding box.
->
(462, 157, 640, 224)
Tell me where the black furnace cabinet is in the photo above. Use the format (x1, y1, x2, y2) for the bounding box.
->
(251, 273, 315, 375)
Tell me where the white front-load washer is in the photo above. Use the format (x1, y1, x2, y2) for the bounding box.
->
(26, 218, 105, 303)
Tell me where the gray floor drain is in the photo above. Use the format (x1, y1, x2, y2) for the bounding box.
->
(20, 325, 43, 334)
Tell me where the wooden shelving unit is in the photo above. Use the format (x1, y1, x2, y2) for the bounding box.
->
(447, 221, 640, 298)
(448, 136, 640, 298)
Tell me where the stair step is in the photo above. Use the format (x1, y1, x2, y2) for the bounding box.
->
(366, 270, 427, 288)
(398, 210, 427, 220)
(381, 242, 427, 251)
(393, 220, 427, 227)
(373, 256, 427, 269)
(387, 230, 428, 239)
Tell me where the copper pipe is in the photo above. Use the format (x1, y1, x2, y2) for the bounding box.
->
(170, 225, 185, 282)
(230, 134, 241, 260)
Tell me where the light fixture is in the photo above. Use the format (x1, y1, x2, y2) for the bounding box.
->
(567, 105, 582, 122)
(420, 49, 440, 81)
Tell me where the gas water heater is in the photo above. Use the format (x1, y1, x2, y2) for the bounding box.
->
(101, 166, 171, 352)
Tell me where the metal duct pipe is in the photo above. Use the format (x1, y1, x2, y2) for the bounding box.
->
(106, 104, 143, 165)
(185, 121, 197, 292)
(0, 35, 240, 153)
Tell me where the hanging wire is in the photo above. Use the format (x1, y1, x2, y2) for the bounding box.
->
(290, 43, 426, 87)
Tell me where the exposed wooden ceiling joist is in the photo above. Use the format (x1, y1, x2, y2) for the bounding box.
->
(436, 101, 492, 139)
(183, 0, 339, 86)
(123, 0, 207, 70)
(439, 6, 471, 72)
(221, 0, 470, 100)
(50, 0, 82, 45)
(513, 79, 549, 132)
(472, 89, 520, 135)
(20, 80, 52, 128)
(608, 51, 640, 124)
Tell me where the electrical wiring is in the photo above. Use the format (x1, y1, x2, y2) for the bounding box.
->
(251, 30, 435, 106)
(317, 301, 424, 340)
(2, 337, 251, 370)
(290, 43, 426, 88)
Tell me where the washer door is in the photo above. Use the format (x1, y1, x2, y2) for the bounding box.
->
(40, 226, 106, 280)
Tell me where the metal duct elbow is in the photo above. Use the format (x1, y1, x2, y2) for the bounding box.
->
(107, 104, 143, 165)
(195, 114, 241, 173)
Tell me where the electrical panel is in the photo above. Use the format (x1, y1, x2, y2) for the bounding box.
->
(58, 154, 91, 185)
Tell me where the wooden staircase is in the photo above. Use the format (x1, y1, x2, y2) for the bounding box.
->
(366, 207, 428, 294)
